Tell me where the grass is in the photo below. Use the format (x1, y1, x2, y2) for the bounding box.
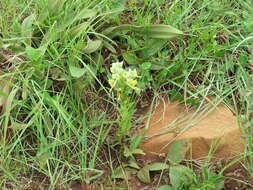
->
(0, 0, 253, 189)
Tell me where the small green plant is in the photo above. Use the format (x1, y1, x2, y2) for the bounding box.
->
(128, 140, 224, 189)
(108, 61, 140, 142)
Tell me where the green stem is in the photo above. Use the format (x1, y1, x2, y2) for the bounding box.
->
(116, 96, 136, 142)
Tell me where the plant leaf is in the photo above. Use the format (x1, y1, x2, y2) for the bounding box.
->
(140, 39, 167, 59)
(70, 22, 89, 37)
(103, 41, 117, 53)
(122, 52, 140, 65)
(103, 24, 183, 39)
(111, 167, 130, 179)
(25, 46, 43, 61)
(137, 167, 150, 184)
(157, 185, 174, 190)
(75, 8, 97, 20)
(57, 8, 97, 34)
(69, 65, 86, 78)
(169, 165, 196, 188)
(128, 158, 140, 169)
(146, 24, 184, 39)
(145, 162, 169, 171)
(48, 0, 65, 15)
(21, 14, 35, 45)
(167, 140, 187, 164)
(40, 24, 59, 53)
(106, 0, 127, 19)
(124, 146, 145, 158)
(84, 39, 102, 54)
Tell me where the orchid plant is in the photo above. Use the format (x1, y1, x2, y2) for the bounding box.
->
(108, 62, 140, 142)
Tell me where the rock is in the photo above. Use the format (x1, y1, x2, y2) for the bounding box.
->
(139, 99, 244, 162)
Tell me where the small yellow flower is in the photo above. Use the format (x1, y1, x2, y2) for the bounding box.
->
(108, 79, 115, 88)
(108, 61, 140, 96)
(127, 79, 137, 88)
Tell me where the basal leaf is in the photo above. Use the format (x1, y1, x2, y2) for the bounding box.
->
(145, 162, 169, 171)
(122, 52, 140, 65)
(84, 39, 102, 54)
(140, 39, 167, 59)
(48, 0, 65, 15)
(103, 24, 183, 40)
(128, 158, 140, 169)
(69, 65, 86, 78)
(25, 46, 43, 61)
(169, 165, 196, 188)
(70, 22, 89, 37)
(106, 0, 127, 19)
(167, 140, 187, 164)
(111, 167, 130, 179)
(76, 8, 97, 20)
(146, 24, 184, 39)
(137, 167, 150, 184)
(157, 185, 174, 190)
(103, 41, 117, 53)
(21, 14, 35, 45)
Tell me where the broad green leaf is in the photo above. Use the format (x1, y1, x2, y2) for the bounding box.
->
(103, 41, 117, 53)
(128, 159, 140, 169)
(150, 61, 168, 70)
(126, 167, 138, 175)
(69, 65, 86, 78)
(48, 0, 65, 15)
(146, 24, 184, 39)
(84, 39, 102, 54)
(106, 0, 127, 19)
(75, 8, 97, 20)
(71, 22, 89, 37)
(137, 167, 150, 184)
(140, 39, 167, 59)
(145, 162, 169, 171)
(38, 8, 49, 23)
(94, 53, 104, 68)
(157, 185, 174, 190)
(103, 24, 142, 36)
(124, 147, 145, 158)
(167, 140, 187, 164)
(140, 62, 152, 70)
(122, 52, 140, 65)
(103, 24, 183, 39)
(21, 14, 35, 45)
(40, 24, 59, 53)
(58, 8, 96, 33)
(50, 67, 67, 81)
(123, 146, 132, 158)
(169, 165, 196, 188)
(25, 46, 42, 61)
